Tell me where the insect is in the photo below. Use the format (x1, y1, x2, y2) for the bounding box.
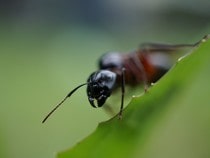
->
(42, 35, 209, 123)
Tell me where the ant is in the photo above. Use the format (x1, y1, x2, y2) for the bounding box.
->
(42, 35, 210, 123)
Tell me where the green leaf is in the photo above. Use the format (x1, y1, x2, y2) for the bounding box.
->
(58, 37, 210, 158)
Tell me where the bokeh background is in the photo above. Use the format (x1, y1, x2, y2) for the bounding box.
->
(1, 0, 210, 158)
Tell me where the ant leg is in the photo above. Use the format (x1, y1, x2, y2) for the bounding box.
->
(131, 53, 149, 92)
(118, 68, 126, 120)
(193, 34, 210, 46)
(139, 34, 210, 53)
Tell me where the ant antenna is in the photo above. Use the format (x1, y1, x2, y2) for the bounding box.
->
(42, 83, 88, 123)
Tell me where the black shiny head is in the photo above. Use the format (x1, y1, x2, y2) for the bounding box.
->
(87, 70, 117, 108)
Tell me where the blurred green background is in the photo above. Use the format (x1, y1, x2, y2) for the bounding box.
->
(0, 0, 210, 158)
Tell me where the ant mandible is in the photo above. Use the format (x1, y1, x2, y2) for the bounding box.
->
(42, 35, 210, 123)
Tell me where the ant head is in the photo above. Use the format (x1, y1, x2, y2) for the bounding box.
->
(42, 70, 117, 123)
(87, 70, 117, 108)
